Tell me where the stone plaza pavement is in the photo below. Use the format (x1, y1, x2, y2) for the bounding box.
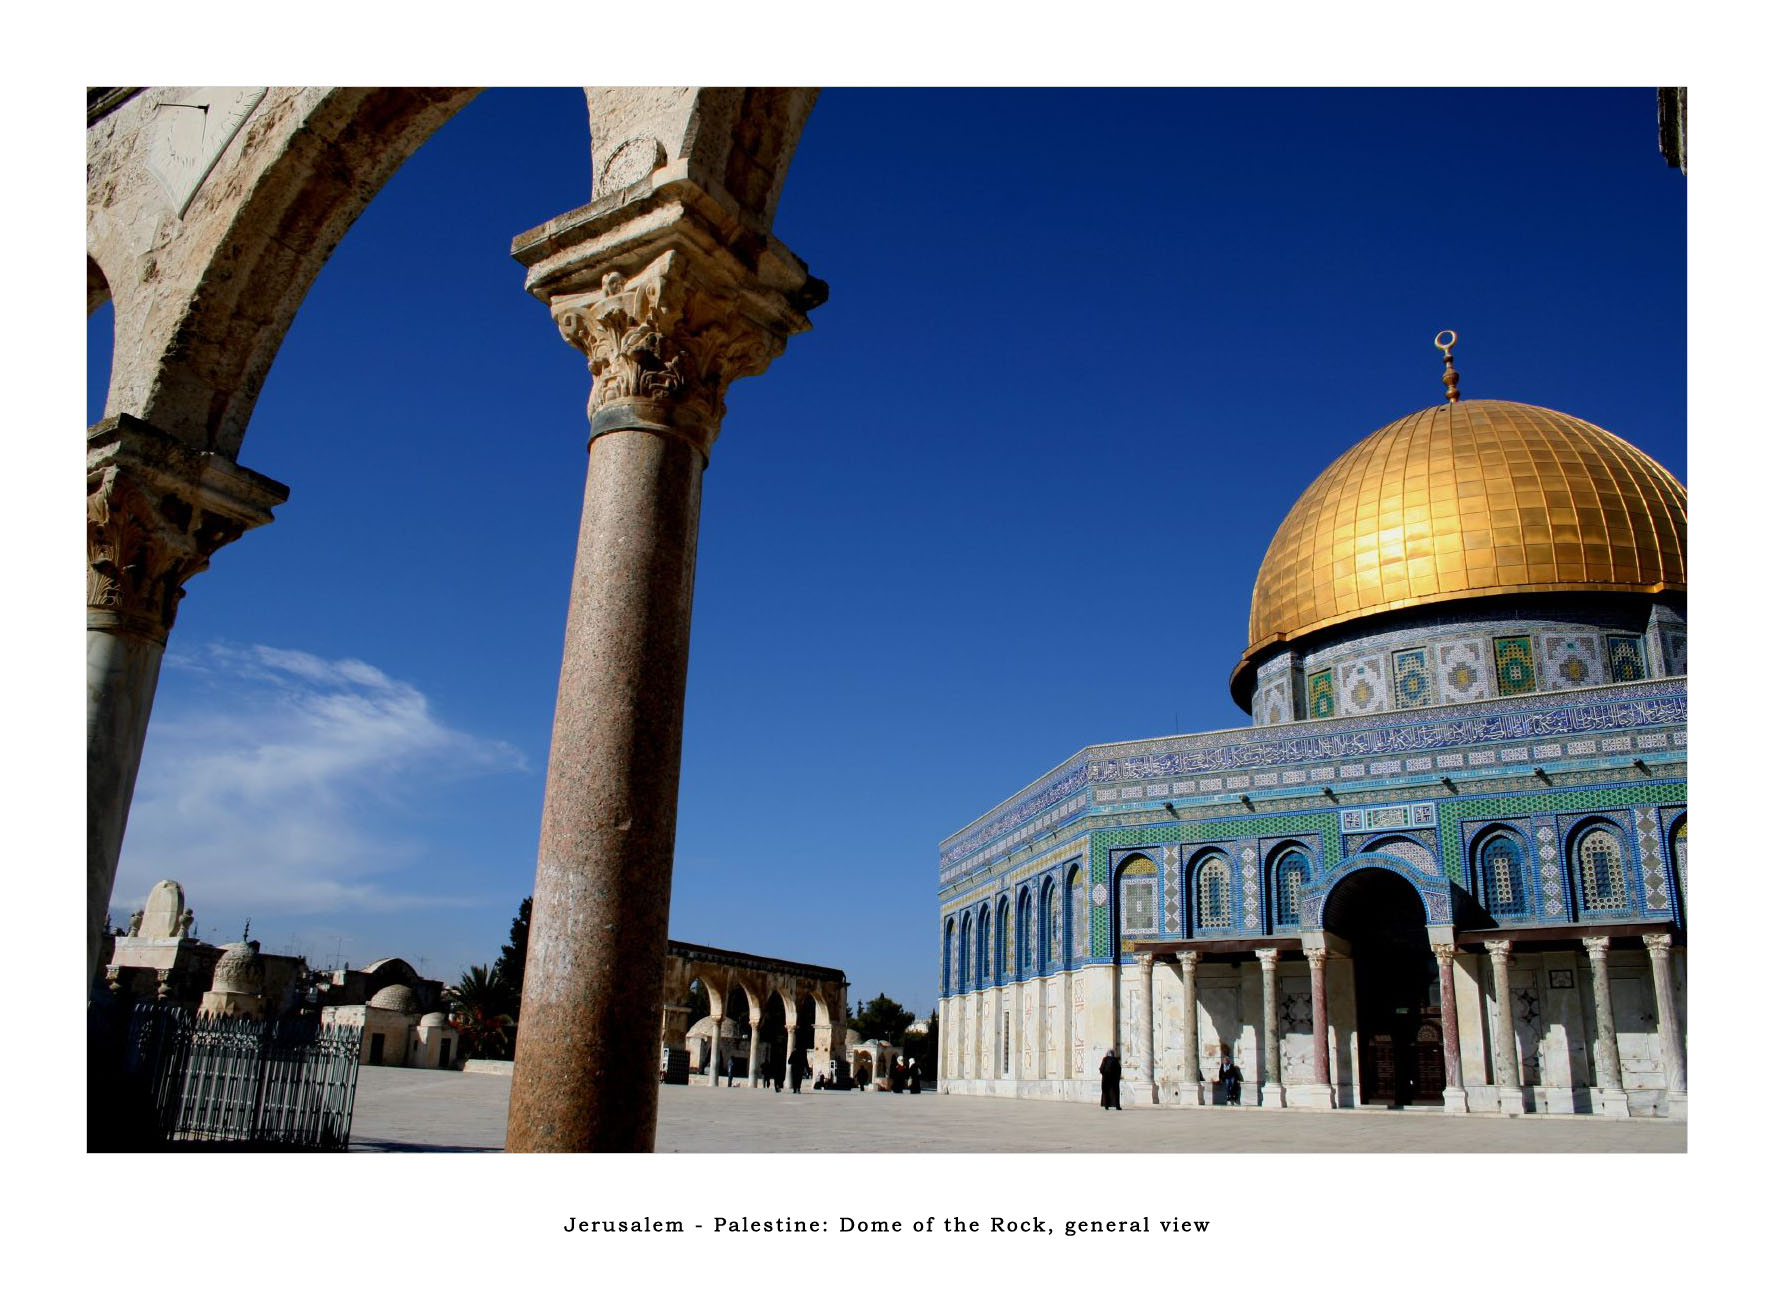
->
(350, 1067, 1686, 1153)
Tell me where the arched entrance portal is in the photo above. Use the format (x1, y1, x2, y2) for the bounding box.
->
(1323, 868, 1445, 1107)
(759, 992, 789, 1088)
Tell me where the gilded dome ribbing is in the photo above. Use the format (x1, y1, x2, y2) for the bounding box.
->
(1233, 399, 1686, 696)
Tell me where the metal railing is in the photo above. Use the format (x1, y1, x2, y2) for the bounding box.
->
(96, 1002, 362, 1149)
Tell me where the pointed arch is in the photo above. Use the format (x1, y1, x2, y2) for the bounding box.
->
(1187, 847, 1234, 935)
(1570, 818, 1632, 915)
(1471, 824, 1531, 918)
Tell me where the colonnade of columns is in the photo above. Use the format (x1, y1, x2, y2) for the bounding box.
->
(939, 931, 1685, 1118)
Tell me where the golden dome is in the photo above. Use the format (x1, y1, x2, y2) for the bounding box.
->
(1234, 398, 1686, 699)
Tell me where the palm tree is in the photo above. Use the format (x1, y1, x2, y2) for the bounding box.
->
(448, 964, 516, 1060)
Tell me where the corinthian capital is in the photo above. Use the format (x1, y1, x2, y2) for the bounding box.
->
(551, 250, 785, 457)
(1642, 932, 1674, 959)
(87, 416, 287, 643)
(515, 164, 824, 463)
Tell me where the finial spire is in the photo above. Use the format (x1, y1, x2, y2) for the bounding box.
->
(1435, 330, 1460, 403)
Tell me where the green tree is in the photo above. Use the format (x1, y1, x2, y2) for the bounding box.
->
(450, 964, 516, 1060)
(848, 992, 916, 1045)
(491, 895, 531, 1014)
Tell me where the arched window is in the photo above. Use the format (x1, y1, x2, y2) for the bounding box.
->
(1195, 854, 1233, 931)
(1478, 832, 1528, 917)
(1118, 853, 1158, 938)
(1575, 826, 1630, 913)
(977, 906, 990, 985)
(997, 899, 1011, 982)
(1068, 867, 1084, 965)
(958, 914, 972, 991)
(1016, 890, 1033, 977)
(943, 919, 954, 995)
(1272, 850, 1310, 928)
(1043, 881, 1060, 972)
(1671, 816, 1687, 897)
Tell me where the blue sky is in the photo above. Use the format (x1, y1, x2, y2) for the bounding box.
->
(88, 89, 1684, 1014)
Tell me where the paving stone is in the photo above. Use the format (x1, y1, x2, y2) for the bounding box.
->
(349, 1066, 1685, 1154)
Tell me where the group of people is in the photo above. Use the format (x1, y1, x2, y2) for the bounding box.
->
(1098, 1049, 1243, 1109)
(717, 1050, 924, 1094)
(836, 1055, 922, 1093)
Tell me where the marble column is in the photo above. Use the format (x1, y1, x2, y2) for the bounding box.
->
(1133, 954, 1157, 1102)
(504, 217, 822, 1150)
(1433, 945, 1469, 1113)
(1581, 937, 1628, 1118)
(86, 415, 287, 987)
(747, 1010, 764, 1088)
(1643, 932, 1687, 1116)
(1485, 939, 1523, 1115)
(1296, 946, 1336, 1109)
(1177, 950, 1203, 1105)
(1256, 948, 1284, 1108)
(707, 1011, 725, 1087)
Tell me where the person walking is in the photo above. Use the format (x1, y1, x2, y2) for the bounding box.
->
(789, 1048, 804, 1095)
(908, 1058, 921, 1094)
(725, 1053, 736, 1088)
(1218, 1053, 1243, 1106)
(1099, 1047, 1122, 1110)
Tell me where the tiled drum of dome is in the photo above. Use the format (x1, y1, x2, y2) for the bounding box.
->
(1608, 635, 1647, 682)
(1339, 656, 1385, 715)
(1307, 669, 1335, 719)
(1437, 639, 1492, 703)
(1391, 647, 1431, 708)
(1493, 635, 1536, 697)
(1543, 633, 1601, 689)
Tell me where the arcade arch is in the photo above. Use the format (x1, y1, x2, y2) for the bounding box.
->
(87, 86, 826, 1152)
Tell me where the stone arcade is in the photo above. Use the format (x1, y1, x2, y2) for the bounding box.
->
(936, 354, 1687, 1119)
(87, 88, 822, 1150)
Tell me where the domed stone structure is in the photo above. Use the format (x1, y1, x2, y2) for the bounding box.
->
(936, 343, 1687, 1123)
(199, 940, 266, 1018)
(368, 984, 420, 1014)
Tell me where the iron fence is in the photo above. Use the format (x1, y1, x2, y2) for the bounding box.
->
(94, 1002, 361, 1149)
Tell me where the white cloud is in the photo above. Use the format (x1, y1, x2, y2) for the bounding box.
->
(115, 643, 527, 919)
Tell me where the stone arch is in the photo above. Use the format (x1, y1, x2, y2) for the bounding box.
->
(1037, 875, 1058, 974)
(943, 916, 956, 994)
(994, 894, 1011, 985)
(1065, 863, 1084, 966)
(1469, 823, 1533, 920)
(1185, 846, 1235, 936)
(1307, 856, 1455, 929)
(1265, 841, 1313, 932)
(958, 910, 974, 991)
(1567, 816, 1634, 916)
(1015, 885, 1035, 978)
(1113, 851, 1160, 947)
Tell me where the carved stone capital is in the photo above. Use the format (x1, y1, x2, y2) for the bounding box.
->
(1134, 952, 1155, 970)
(1432, 944, 1458, 967)
(1175, 949, 1200, 972)
(1483, 938, 1513, 963)
(1255, 947, 1280, 969)
(1642, 932, 1674, 959)
(87, 415, 288, 643)
(1303, 947, 1328, 968)
(519, 172, 824, 463)
(1582, 936, 1613, 962)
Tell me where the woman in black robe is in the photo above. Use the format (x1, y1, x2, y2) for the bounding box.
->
(1099, 1048, 1122, 1110)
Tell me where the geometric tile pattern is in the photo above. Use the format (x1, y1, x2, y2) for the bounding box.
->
(1339, 655, 1386, 715)
(1307, 669, 1335, 719)
(1162, 845, 1182, 935)
(1494, 635, 1536, 696)
(1635, 806, 1670, 913)
(1662, 629, 1687, 676)
(1241, 845, 1261, 931)
(1434, 782, 1687, 885)
(1392, 647, 1432, 708)
(1542, 632, 1602, 689)
(1437, 638, 1492, 702)
(1608, 634, 1648, 683)
(1536, 823, 1563, 917)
